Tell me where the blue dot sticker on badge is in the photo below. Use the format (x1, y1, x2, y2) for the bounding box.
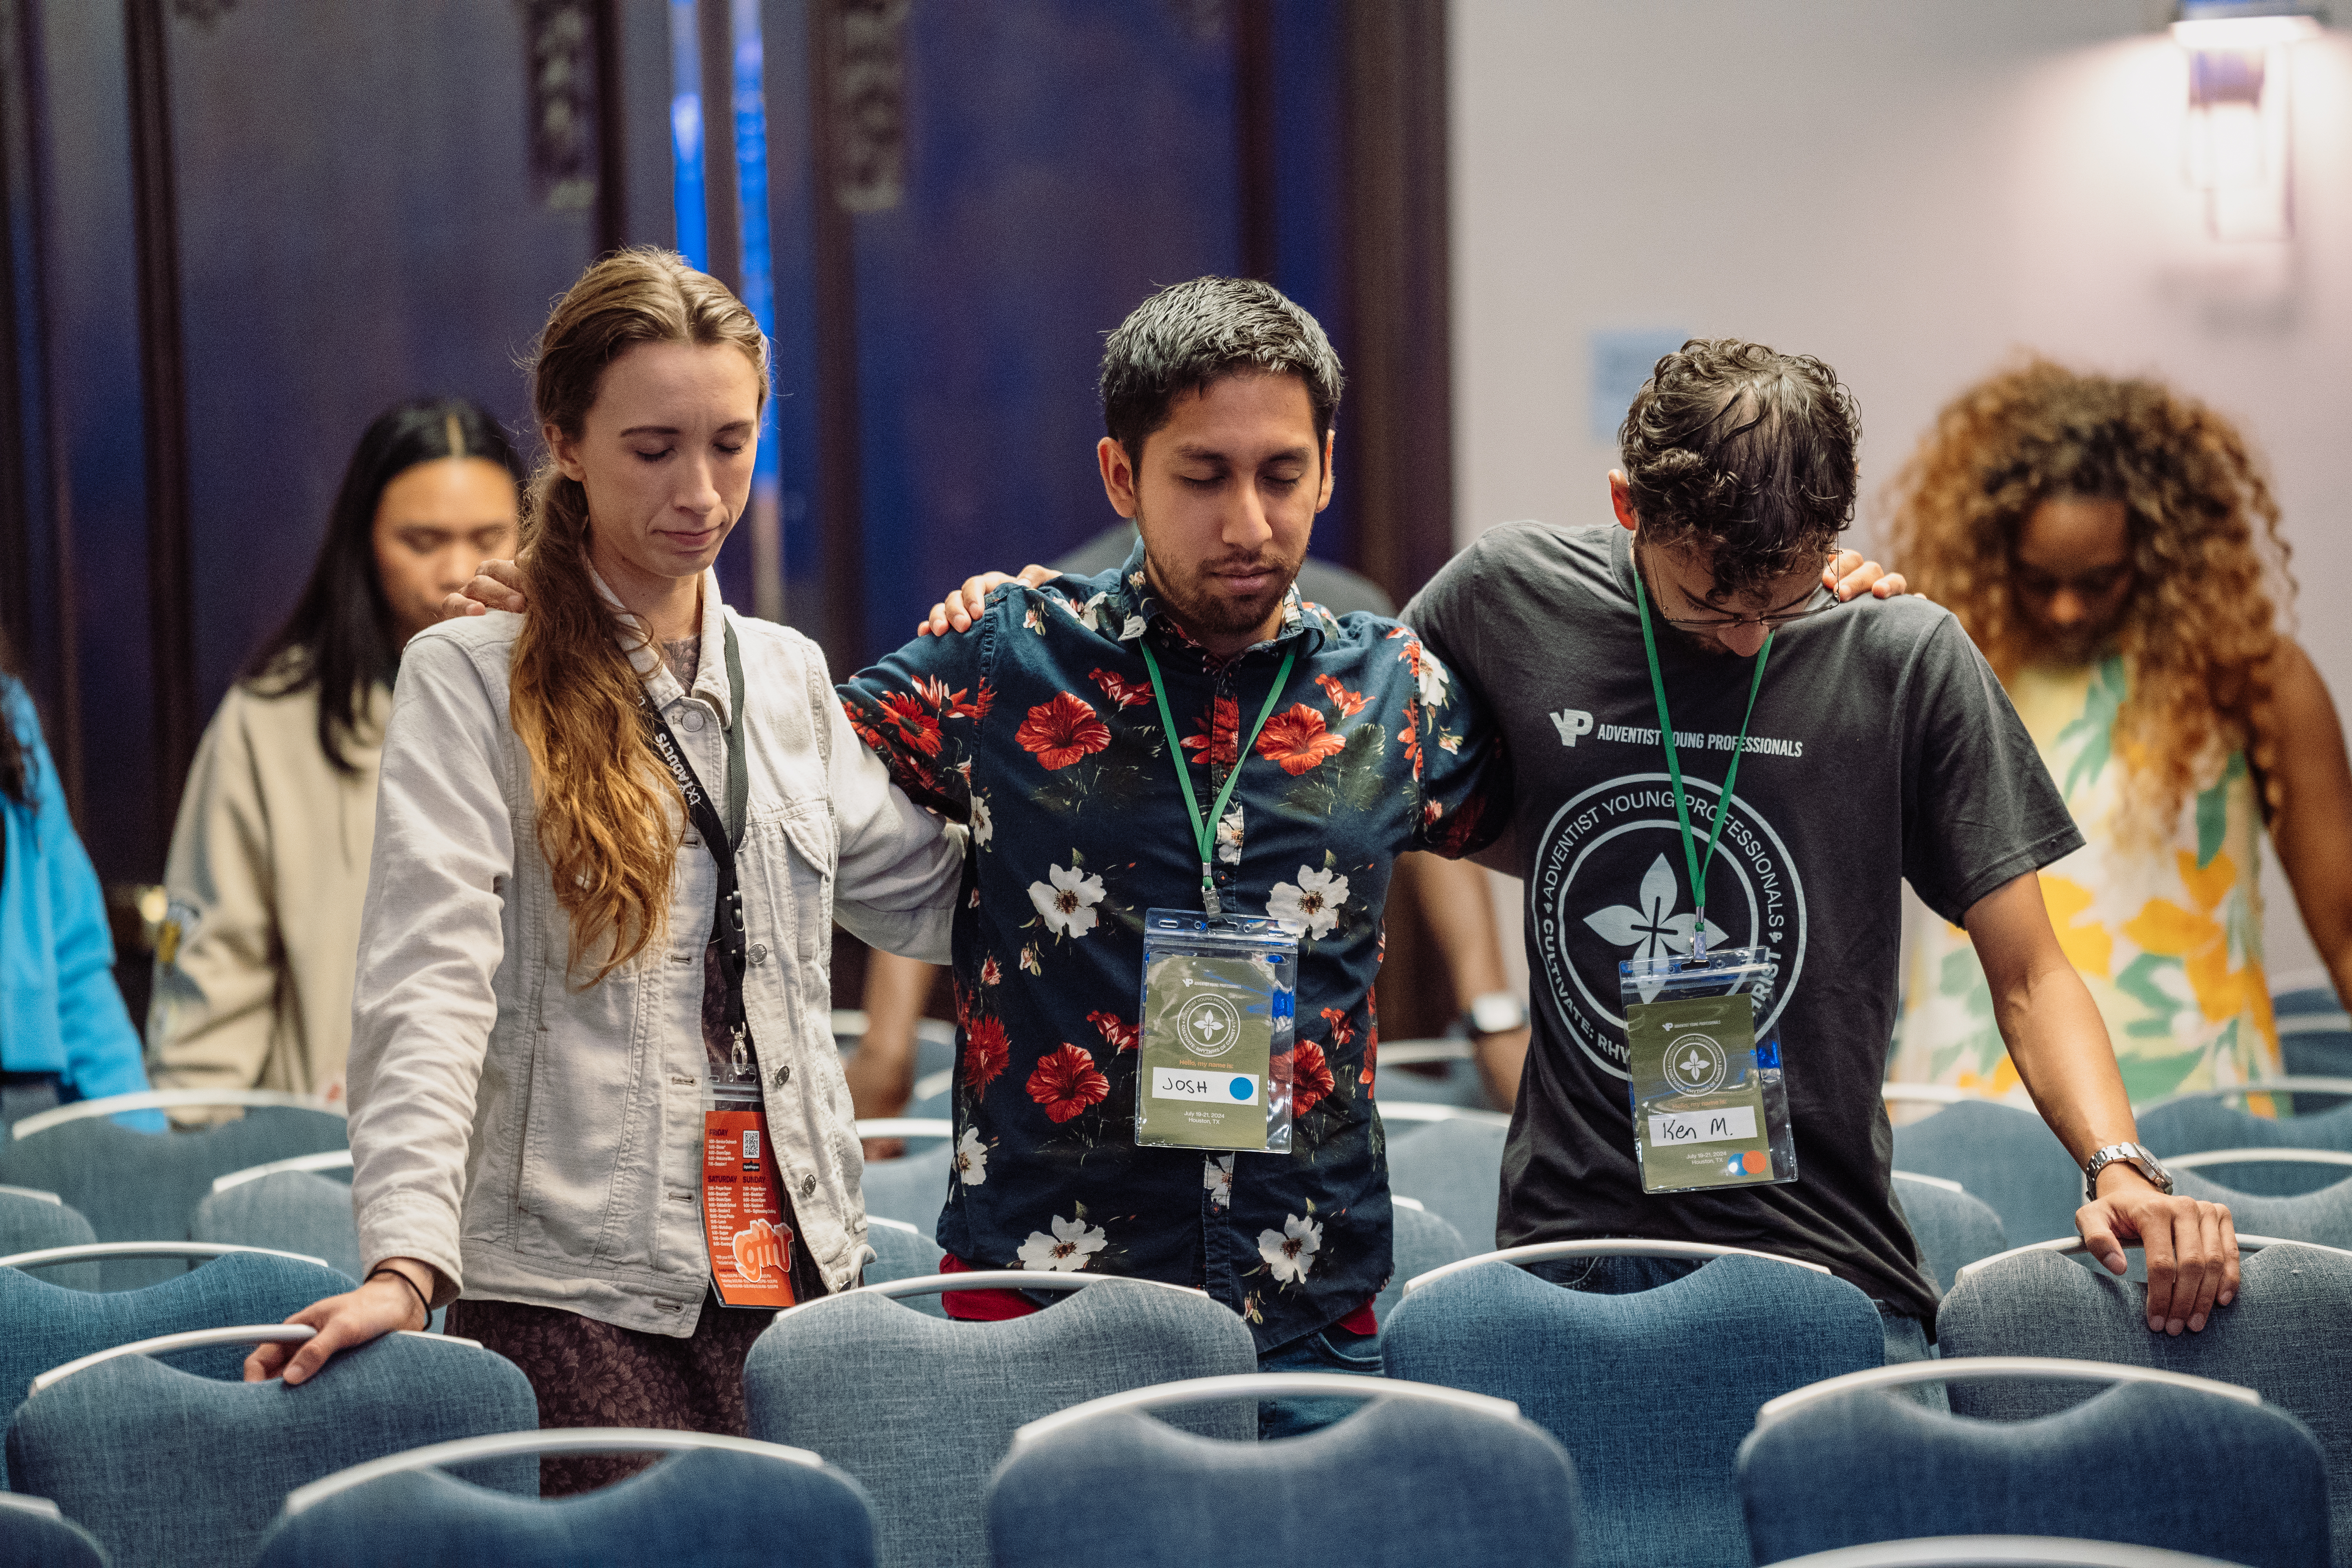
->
(1229, 1075, 1257, 1103)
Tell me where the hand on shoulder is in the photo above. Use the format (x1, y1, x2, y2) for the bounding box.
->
(438, 558, 529, 622)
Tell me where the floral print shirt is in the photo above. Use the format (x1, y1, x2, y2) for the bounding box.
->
(837, 541, 1507, 1351)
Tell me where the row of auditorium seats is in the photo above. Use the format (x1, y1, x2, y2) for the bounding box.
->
(0, 996, 2343, 1566)
(2, 1229, 2346, 1566)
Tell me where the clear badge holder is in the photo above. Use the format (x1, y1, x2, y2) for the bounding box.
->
(703, 1039, 796, 1307)
(1135, 907, 1297, 1154)
(1619, 946, 1796, 1194)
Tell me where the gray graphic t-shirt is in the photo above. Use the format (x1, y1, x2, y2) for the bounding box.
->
(1405, 522, 2081, 1320)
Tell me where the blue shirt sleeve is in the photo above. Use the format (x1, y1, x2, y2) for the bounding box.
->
(11, 684, 155, 1114)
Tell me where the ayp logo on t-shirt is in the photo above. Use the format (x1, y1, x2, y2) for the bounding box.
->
(1531, 772, 1806, 1079)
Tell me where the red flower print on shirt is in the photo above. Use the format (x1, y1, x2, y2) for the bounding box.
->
(1313, 673, 1368, 719)
(1319, 1007, 1356, 1047)
(1027, 1043, 1110, 1123)
(1275, 1040, 1337, 1117)
(964, 1016, 1011, 1093)
(879, 692, 944, 757)
(981, 955, 1002, 987)
(1087, 1010, 1139, 1053)
(1090, 668, 1153, 710)
(1395, 700, 1425, 777)
(1016, 691, 1112, 770)
(1182, 695, 1239, 767)
(1255, 705, 1348, 776)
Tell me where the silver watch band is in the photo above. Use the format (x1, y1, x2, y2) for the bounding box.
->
(2083, 1142, 2174, 1202)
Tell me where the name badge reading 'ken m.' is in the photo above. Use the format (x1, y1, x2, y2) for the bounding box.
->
(1625, 993, 1779, 1194)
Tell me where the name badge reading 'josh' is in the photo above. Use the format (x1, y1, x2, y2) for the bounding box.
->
(1626, 993, 1776, 1193)
(1137, 953, 1275, 1151)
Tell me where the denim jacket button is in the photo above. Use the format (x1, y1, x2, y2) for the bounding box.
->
(773, 1063, 792, 1087)
(749, 944, 769, 965)
(799, 1173, 817, 1198)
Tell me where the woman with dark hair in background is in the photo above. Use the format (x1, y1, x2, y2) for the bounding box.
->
(146, 398, 521, 1104)
(0, 629, 157, 1131)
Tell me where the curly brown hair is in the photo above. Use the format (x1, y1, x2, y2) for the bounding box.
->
(1620, 338, 1860, 599)
(1886, 358, 2294, 833)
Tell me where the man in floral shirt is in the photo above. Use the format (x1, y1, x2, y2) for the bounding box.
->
(836, 278, 1505, 1390)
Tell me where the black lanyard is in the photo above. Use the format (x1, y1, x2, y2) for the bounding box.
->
(639, 621, 751, 1053)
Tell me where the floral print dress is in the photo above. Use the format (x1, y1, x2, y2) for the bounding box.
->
(1892, 657, 2282, 1103)
(837, 541, 1506, 1351)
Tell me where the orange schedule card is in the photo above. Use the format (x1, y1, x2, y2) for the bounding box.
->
(703, 1109, 797, 1309)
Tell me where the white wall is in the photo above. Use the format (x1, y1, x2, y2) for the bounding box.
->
(1451, 0, 2352, 988)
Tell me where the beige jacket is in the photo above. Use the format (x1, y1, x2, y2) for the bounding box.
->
(147, 677, 387, 1101)
(348, 574, 959, 1335)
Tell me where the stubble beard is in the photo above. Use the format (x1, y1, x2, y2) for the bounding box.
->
(1138, 511, 1301, 644)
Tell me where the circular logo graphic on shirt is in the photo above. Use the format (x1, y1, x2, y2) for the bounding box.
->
(1529, 771, 1807, 1081)
(1178, 993, 1243, 1058)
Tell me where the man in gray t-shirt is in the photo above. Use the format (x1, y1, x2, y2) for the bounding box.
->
(1405, 339, 2238, 1339)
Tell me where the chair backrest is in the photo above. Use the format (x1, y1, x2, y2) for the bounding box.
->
(0, 1107, 348, 1289)
(0, 1249, 353, 1489)
(857, 1144, 953, 1232)
(2167, 1167, 2352, 1250)
(1374, 1201, 1469, 1324)
(744, 1277, 1258, 1568)
(1383, 1252, 1884, 1568)
(859, 1218, 946, 1317)
(0, 1492, 109, 1566)
(2137, 1094, 2352, 1191)
(1385, 1113, 1508, 1251)
(1938, 1241, 2352, 1565)
(1891, 1100, 2083, 1245)
(190, 1171, 363, 1281)
(989, 1377, 1579, 1568)
(209, 1151, 354, 1193)
(2276, 987, 2352, 1090)
(0, 1186, 96, 1282)
(257, 1432, 875, 1568)
(1737, 1377, 2328, 1568)
(6, 1330, 537, 1568)
(1892, 1173, 2008, 1295)
(1746, 1541, 2267, 1568)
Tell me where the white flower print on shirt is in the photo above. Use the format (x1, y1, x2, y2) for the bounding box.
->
(1259, 1214, 1323, 1284)
(1029, 862, 1105, 938)
(1204, 1154, 1235, 1209)
(954, 1127, 989, 1187)
(970, 792, 994, 848)
(1215, 804, 1245, 866)
(1412, 641, 1452, 708)
(1269, 866, 1350, 940)
(1017, 1214, 1107, 1272)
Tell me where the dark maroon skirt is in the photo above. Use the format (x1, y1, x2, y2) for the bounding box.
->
(446, 1247, 828, 1497)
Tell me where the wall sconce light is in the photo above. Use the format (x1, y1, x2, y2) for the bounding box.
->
(2173, 1, 2326, 240)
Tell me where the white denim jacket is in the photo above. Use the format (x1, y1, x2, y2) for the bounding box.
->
(347, 572, 958, 1336)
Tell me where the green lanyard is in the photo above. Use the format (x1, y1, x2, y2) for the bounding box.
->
(1140, 640, 1297, 917)
(1633, 564, 1774, 961)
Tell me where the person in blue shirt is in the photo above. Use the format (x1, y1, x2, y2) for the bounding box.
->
(0, 642, 154, 1131)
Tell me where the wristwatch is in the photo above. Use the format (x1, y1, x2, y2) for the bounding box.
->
(1463, 990, 1528, 1037)
(2083, 1142, 2174, 1202)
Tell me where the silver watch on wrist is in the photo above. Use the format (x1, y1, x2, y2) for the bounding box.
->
(1463, 990, 1528, 1037)
(2083, 1142, 2173, 1202)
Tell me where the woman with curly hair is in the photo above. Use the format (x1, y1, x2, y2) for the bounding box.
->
(1887, 359, 2352, 1102)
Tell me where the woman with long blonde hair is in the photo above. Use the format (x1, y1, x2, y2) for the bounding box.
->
(1887, 359, 2352, 1102)
(246, 249, 958, 1492)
